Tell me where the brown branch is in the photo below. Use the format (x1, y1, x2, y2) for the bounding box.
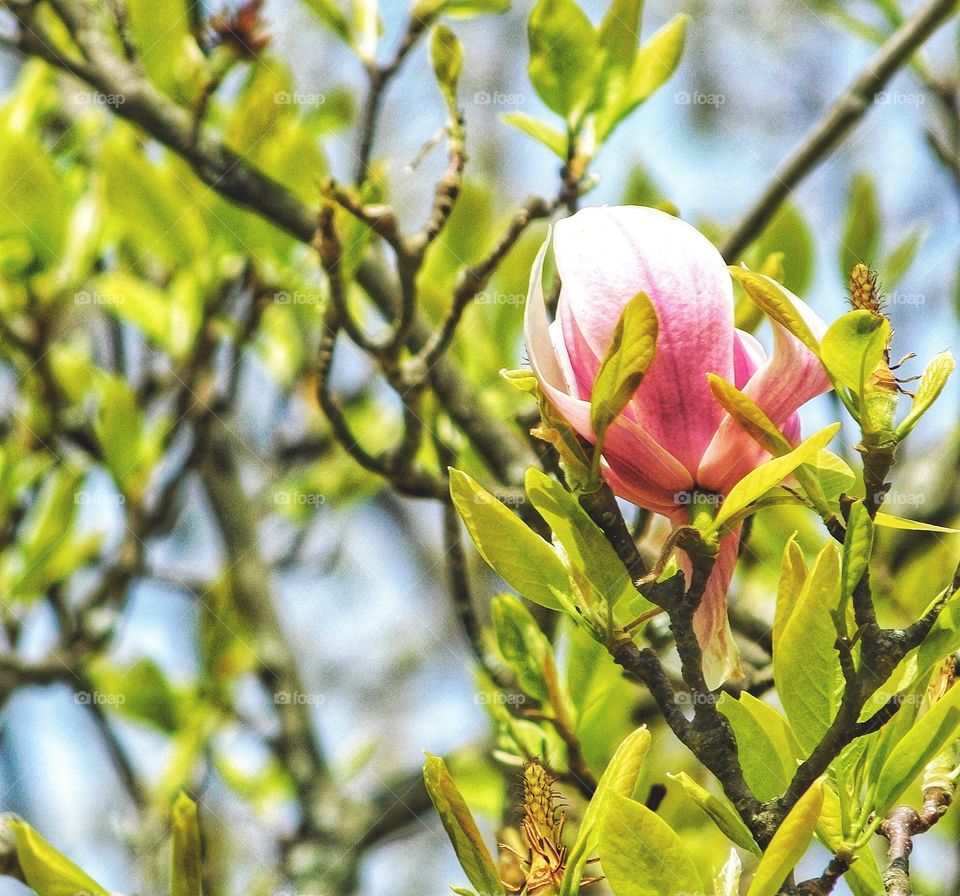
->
(719, 0, 958, 262)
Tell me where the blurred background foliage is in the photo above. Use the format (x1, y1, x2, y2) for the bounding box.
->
(0, 0, 955, 895)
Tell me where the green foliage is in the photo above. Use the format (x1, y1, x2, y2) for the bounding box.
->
(873, 685, 960, 818)
(423, 754, 505, 896)
(589, 291, 659, 445)
(170, 793, 203, 896)
(775, 544, 844, 751)
(515, 0, 685, 153)
(599, 792, 704, 896)
(745, 780, 824, 896)
(711, 425, 841, 531)
(840, 172, 882, 277)
(527, 0, 599, 122)
(449, 468, 568, 611)
(6, 820, 110, 896)
(668, 771, 760, 855)
(560, 726, 650, 896)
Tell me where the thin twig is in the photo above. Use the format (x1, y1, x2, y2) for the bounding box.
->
(719, 0, 957, 262)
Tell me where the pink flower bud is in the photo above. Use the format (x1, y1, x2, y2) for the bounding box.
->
(525, 206, 831, 687)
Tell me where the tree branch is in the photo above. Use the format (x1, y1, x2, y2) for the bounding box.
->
(719, 0, 957, 262)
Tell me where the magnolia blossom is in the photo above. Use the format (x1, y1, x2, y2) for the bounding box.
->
(524, 205, 831, 688)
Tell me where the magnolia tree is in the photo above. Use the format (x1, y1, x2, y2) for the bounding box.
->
(0, 0, 958, 895)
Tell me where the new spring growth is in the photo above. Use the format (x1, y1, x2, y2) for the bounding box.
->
(849, 263, 900, 441)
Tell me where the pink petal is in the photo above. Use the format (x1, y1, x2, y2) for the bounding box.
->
(553, 206, 735, 476)
(670, 513, 744, 689)
(698, 288, 831, 494)
(733, 329, 765, 389)
(524, 236, 692, 510)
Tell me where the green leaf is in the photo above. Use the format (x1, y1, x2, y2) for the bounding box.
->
(803, 450, 855, 499)
(712, 425, 841, 530)
(775, 544, 843, 752)
(745, 779, 824, 896)
(880, 226, 923, 288)
(524, 468, 638, 610)
(449, 468, 568, 611)
(741, 202, 815, 297)
(88, 657, 182, 732)
(874, 513, 960, 534)
(718, 692, 800, 802)
(706, 374, 791, 456)
(590, 291, 659, 439)
(126, 0, 200, 100)
(423, 754, 506, 896)
(94, 375, 148, 495)
(873, 684, 960, 817)
(301, 0, 351, 42)
(7, 819, 110, 896)
(596, 0, 642, 88)
(599, 792, 702, 896)
(0, 130, 68, 268)
(501, 112, 567, 159)
(560, 726, 651, 896)
(170, 792, 202, 896)
(527, 0, 599, 121)
(728, 268, 821, 355)
(773, 534, 807, 653)
(491, 593, 552, 701)
(413, 0, 511, 20)
(896, 351, 955, 440)
(840, 172, 881, 278)
(596, 14, 687, 140)
(667, 771, 760, 855)
(820, 309, 890, 398)
(817, 785, 885, 896)
(841, 501, 873, 608)
(431, 24, 463, 110)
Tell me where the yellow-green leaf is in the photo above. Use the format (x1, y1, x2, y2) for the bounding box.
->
(820, 310, 890, 397)
(746, 779, 824, 896)
(873, 684, 960, 817)
(423, 754, 505, 896)
(450, 468, 568, 610)
(728, 268, 821, 355)
(874, 513, 960, 534)
(713, 424, 841, 530)
(599, 792, 702, 896)
(171, 792, 202, 896)
(896, 351, 955, 440)
(8, 820, 110, 896)
(590, 291, 659, 439)
(560, 726, 651, 896)
(668, 771, 760, 855)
